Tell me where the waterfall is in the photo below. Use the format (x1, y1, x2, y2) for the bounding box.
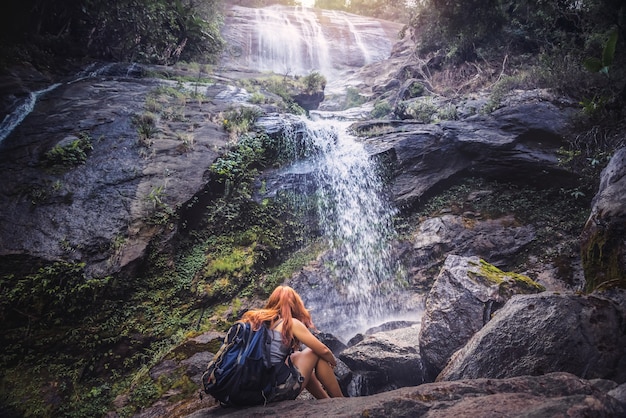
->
(279, 115, 412, 340)
(0, 63, 144, 146)
(309, 118, 397, 301)
(331, 11, 373, 65)
(252, 6, 332, 76)
(221, 5, 401, 80)
(0, 83, 61, 144)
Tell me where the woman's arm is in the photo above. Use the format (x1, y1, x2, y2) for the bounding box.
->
(291, 318, 337, 366)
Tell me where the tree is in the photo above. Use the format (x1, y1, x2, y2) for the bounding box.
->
(0, 0, 225, 69)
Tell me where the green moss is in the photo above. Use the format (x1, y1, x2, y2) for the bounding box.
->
(469, 259, 545, 294)
(581, 225, 626, 292)
(261, 240, 326, 294)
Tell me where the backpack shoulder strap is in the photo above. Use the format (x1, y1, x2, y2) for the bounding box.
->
(270, 318, 283, 330)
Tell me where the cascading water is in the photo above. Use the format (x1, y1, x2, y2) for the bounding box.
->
(237, 5, 417, 340)
(308, 118, 397, 303)
(253, 6, 332, 76)
(0, 62, 138, 146)
(221, 5, 401, 81)
(273, 115, 415, 340)
(0, 83, 61, 144)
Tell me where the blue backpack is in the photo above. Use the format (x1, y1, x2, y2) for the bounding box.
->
(202, 321, 278, 406)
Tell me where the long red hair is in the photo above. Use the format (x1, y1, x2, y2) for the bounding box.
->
(241, 285, 314, 349)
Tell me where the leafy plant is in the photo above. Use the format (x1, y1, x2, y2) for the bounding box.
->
(344, 86, 368, 109)
(406, 98, 438, 123)
(44, 133, 93, 168)
(146, 184, 166, 209)
(133, 112, 158, 144)
(0, 262, 110, 323)
(584, 29, 619, 76)
(302, 71, 327, 93)
(221, 106, 262, 137)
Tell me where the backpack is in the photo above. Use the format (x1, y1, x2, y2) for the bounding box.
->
(202, 321, 278, 406)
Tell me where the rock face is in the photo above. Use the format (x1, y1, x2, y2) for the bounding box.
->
(580, 146, 626, 291)
(368, 99, 579, 208)
(0, 67, 230, 278)
(410, 214, 536, 288)
(437, 291, 626, 383)
(339, 324, 424, 396)
(187, 372, 626, 417)
(265, 95, 580, 210)
(419, 255, 545, 381)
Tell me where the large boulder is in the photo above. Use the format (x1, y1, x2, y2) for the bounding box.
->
(580, 146, 626, 291)
(186, 372, 626, 417)
(409, 214, 535, 289)
(339, 323, 423, 396)
(437, 291, 626, 383)
(419, 255, 545, 381)
(351, 95, 579, 208)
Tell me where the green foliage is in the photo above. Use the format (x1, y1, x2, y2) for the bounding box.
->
(133, 112, 158, 144)
(344, 86, 368, 109)
(245, 74, 316, 115)
(1, 0, 225, 68)
(406, 0, 505, 61)
(436, 102, 459, 121)
(579, 95, 610, 118)
(44, 133, 93, 169)
(484, 74, 530, 113)
(401, 98, 438, 122)
(584, 29, 619, 76)
(211, 133, 265, 195)
(249, 91, 267, 104)
(221, 106, 263, 136)
(301, 71, 327, 93)
(370, 101, 392, 119)
(0, 262, 110, 323)
(406, 81, 425, 98)
(261, 240, 325, 294)
(130, 379, 160, 408)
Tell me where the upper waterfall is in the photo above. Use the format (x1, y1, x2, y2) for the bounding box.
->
(220, 5, 403, 81)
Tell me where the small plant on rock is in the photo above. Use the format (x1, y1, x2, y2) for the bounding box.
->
(44, 132, 94, 169)
(133, 112, 158, 145)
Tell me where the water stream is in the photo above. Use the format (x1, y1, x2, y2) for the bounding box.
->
(276, 115, 416, 340)
(0, 83, 61, 144)
(253, 6, 332, 76)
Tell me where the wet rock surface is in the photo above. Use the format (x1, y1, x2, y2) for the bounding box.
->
(186, 372, 626, 417)
(580, 146, 626, 290)
(0, 68, 229, 278)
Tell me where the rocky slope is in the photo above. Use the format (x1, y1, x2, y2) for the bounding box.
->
(0, 4, 625, 417)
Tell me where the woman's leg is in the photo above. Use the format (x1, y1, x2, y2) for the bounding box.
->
(304, 369, 329, 399)
(313, 358, 343, 397)
(291, 348, 343, 399)
(291, 348, 323, 396)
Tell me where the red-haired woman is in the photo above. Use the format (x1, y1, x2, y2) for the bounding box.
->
(241, 285, 344, 401)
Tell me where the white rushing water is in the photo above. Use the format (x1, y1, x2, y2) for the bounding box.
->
(286, 116, 408, 337)
(253, 6, 332, 76)
(0, 83, 61, 144)
(222, 5, 399, 80)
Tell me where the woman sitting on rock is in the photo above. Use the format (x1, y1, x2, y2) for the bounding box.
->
(241, 285, 344, 401)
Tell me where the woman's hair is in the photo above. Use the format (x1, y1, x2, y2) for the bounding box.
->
(241, 285, 313, 349)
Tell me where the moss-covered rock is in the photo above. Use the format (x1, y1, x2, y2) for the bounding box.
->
(580, 147, 626, 292)
(419, 255, 545, 381)
(470, 258, 546, 298)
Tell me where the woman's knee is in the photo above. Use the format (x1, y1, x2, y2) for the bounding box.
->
(291, 348, 318, 378)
